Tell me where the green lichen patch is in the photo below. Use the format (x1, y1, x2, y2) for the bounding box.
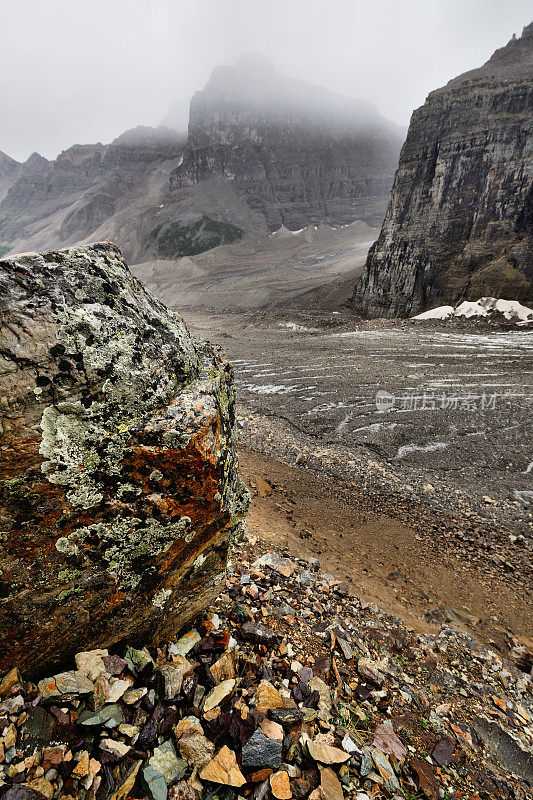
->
(0, 243, 250, 675)
(63, 514, 192, 589)
(35, 246, 202, 510)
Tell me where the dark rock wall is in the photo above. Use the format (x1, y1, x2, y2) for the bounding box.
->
(353, 24, 533, 318)
(170, 59, 403, 230)
(0, 243, 248, 676)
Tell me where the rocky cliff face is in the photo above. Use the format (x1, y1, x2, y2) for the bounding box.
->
(169, 55, 403, 230)
(0, 243, 248, 676)
(0, 127, 267, 264)
(353, 24, 533, 318)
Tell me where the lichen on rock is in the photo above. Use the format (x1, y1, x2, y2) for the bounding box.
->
(0, 242, 249, 676)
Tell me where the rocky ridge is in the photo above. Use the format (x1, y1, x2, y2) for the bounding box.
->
(353, 23, 533, 318)
(0, 128, 191, 262)
(169, 54, 404, 231)
(0, 243, 248, 677)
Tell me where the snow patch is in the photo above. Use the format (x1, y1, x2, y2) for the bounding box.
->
(305, 401, 350, 416)
(413, 305, 455, 320)
(241, 382, 300, 395)
(353, 422, 399, 434)
(279, 321, 313, 332)
(413, 297, 533, 324)
(270, 225, 306, 237)
(396, 441, 448, 459)
(514, 489, 533, 507)
(336, 413, 353, 435)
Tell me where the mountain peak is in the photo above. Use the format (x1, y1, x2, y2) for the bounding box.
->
(193, 55, 394, 131)
(25, 152, 48, 167)
(434, 18, 533, 97)
(19, 152, 49, 177)
(169, 56, 403, 232)
(0, 150, 18, 165)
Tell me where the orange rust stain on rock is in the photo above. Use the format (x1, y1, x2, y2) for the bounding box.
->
(0, 437, 42, 479)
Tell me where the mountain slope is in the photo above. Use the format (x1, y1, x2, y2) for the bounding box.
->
(0, 151, 22, 205)
(131, 220, 378, 311)
(169, 54, 404, 230)
(352, 23, 533, 318)
(0, 127, 191, 262)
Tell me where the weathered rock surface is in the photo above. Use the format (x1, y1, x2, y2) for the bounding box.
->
(169, 54, 403, 230)
(353, 23, 533, 318)
(0, 242, 248, 676)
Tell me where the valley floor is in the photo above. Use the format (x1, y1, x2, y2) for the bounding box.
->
(185, 311, 533, 647)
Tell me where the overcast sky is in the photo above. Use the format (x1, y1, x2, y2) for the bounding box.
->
(0, 0, 530, 161)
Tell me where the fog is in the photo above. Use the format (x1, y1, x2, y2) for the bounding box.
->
(0, 0, 530, 162)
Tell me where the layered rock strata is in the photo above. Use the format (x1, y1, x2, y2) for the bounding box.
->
(353, 24, 533, 318)
(169, 54, 403, 230)
(0, 243, 248, 676)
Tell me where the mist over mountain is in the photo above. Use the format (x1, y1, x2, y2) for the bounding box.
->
(170, 54, 404, 229)
(166, 53, 399, 129)
(0, 57, 403, 261)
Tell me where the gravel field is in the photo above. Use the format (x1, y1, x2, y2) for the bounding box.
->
(186, 312, 533, 538)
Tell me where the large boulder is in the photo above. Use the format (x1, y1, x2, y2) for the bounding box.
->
(0, 242, 248, 676)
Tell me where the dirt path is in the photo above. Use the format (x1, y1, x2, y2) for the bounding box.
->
(239, 447, 532, 650)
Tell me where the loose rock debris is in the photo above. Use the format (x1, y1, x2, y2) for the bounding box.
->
(0, 534, 531, 800)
